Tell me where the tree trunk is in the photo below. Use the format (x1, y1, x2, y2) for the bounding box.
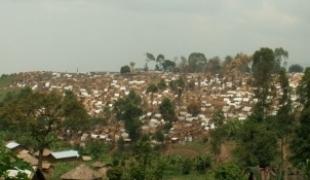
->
(38, 148, 43, 170)
(151, 93, 154, 112)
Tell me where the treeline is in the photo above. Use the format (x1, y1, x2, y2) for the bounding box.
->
(121, 48, 304, 74)
(0, 47, 309, 179)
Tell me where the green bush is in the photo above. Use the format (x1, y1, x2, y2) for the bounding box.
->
(107, 166, 123, 180)
(195, 156, 211, 174)
(181, 158, 193, 175)
(214, 163, 246, 180)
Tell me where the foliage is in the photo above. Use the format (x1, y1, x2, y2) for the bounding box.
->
(210, 119, 242, 155)
(181, 158, 192, 175)
(81, 140, 110, 160)
(206, 56, 222, 75)
(212, 110, 225, 127)
(62, 90, 90, 132)
(120, 65, 131, 74)
(290, 106, 310, 168)
(194, 156, 211, 174)
(159, 98, 176, 123)
(48, 161, 79, 180)
(235, 119, 278, 168)
(291, 68, 310, 173)
(187, 101, 201, 117)
(289, 64, 304, 73)
(188, 52, 207, 73)
(157, 79, 167, 91)
(252, 47, 276, 115)
(107, 167, 123, 180)
(0, 88, 89, 169)
(146, 84, 158, 105)
(274, 47, 289, 72)
(169, 77, 185, 101)
(214, 163, 246, 180)
(0, 137, 31, 179)
(297, 68, 310, 107)
(114, 90, 143, 141)
(162, 60, 176, 72)
(154, 130, 165, 142)
(146, 84, 158, 95)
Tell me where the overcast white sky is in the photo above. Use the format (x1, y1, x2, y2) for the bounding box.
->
(0, 0, 309, 74)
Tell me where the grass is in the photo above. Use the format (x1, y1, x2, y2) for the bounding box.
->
(166, 173, 212, 180)
(48, 161, 81, 180)
(165, 141, 209, 158)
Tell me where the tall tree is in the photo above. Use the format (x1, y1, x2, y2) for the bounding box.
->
(188, 52, 207, 72)
(206, 56, 222, 75)
(169, 77, 185, 103)
(162, 60, 176, 72)
(145, 53, 165, 71)
(62, 90, 90, 133)
(114, 90, 143, 141)
(236, 119, 278, 170)
(129, 62, 136, 72)
(146, 84, 159, 111)
(291, 68, 310, 175)
(274, 47, 289, 72)
(159, 97, 176, 131)
(252, 48, 277, 117)
(272, 68, 293, 179)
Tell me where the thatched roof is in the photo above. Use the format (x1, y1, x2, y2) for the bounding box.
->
(34, 149, 52, 157)
(17, 150, 51, 170)
(61, 164, 102, 180)
(17, 150, 38, 166)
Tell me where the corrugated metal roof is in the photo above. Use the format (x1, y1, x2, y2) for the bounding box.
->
(51, 150, 79, 159)
(6, 141, 20, 149)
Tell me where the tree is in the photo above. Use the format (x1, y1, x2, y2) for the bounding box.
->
(274, 47, 289, 72)
(297, 68, 310, 107)
(187, 101, 201, 117)
(157, 79, 167, 91)
(0, 88, 81, 170)
(120, 65, 131, 74)
(178, 56, 188, 73)
(159, 98, 176, 123)
(145, 53, 165, 71)
(236, 119, 278, 169)
(159, 98, 176, 132)
(188, 52, 207, 72)
(114, 90, 143, 141)
(146, 84, 158, 108)
(129, 62, 136, 72)
(212, 110, 225, 128)
(289, 64, 304, 73)
(272, 68, 293, 179)
(162, 60, 176, 72)
(291, 68, 310, 172)
(206, 56, 222, 75)
(62, 90, 90, 133)
(169, 77, 185, 103)
(252, 48, 277, 116)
